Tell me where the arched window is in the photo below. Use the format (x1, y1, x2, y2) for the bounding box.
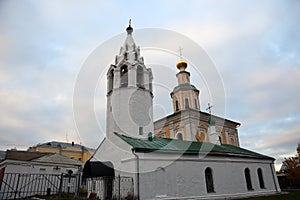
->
(120, 65, 128, 87)
(221, 130, 227, 144)
(205, 167, 215, 193)
(136, 66, 144, 88)
(108, 69, 114, 92)
(176, 133, 183, 140)
(194, 99, 198, 109)
(200, 132, 205, 141)
(244, 168, 253, 190)
(196, 130, 206, 142)
(175, 100, 179, 111)
(149, 82, 153, 93)
(230, 137, 236, 146)
(139, 127, 143, 135)
(257, 168, 265, 189)
(185, 98, 189, 109)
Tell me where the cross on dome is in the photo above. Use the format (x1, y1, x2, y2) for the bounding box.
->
(206, 103, 213, 115)
(176, 46, 188, 71)
(126, 19, 133, 34)
(178, 47, 183, 58)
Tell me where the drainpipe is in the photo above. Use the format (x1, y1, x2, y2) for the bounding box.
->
(132, 148, 140, 200)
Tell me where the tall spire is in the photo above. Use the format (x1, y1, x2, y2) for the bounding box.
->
(115, 21, 144, 65)
(106, 22, 154, 139)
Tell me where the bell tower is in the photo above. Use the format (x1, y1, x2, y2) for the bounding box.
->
(170, 49, 200, 112)
(106, 22, 154, 139)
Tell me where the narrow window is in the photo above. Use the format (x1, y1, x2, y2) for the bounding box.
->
(200, 132, 205, 141)
(194, 99, 198, 109)
(230, 137, 236, 146)
(108, 69, 114, 92)
(139, 127, 143, 135)
(175, 100, 179, 111)
(176, 133, 183, 140)
(244, 168, 253, 190)
(257, 168, 265, 189)
(136, 66, 144, 88)
(185, 98, 189, 109)
(221, 130, 227, 144)
(120, 65, 128, 87)
(205, 168, 215, 193)
(149, 82, 153, 93)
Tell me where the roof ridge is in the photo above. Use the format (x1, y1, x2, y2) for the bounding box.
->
(114, 132, 274, 160)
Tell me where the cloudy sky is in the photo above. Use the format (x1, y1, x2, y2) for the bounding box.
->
(0, 0, 299, 170)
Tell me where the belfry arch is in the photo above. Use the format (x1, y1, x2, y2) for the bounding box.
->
(120, 65, 128, 87)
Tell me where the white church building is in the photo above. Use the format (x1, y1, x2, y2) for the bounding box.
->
(84, 23, 281, 200)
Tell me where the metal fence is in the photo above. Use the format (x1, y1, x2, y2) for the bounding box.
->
(85, 176, 134, 199)
(0, 172, 134, 200)
(0, 172, 80, 199)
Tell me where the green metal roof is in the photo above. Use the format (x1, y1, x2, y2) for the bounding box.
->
(115, 133, 273, 160)
(172, 83, 198, 93)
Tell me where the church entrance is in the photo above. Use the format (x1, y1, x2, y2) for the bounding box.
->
(83, 161, 115, 199)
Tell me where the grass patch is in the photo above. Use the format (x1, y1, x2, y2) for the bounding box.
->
(239, 190, 300, 200)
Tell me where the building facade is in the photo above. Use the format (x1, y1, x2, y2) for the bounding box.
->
(0, 150, 83, 199)
(154, 53, 240, 146)
(28, 141, 94, 163)
(1, 150, 83, 175)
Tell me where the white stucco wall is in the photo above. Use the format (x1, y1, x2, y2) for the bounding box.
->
(106, 87, 154, 140)
(1, 159, 81, 175)
(93, 134, 135, 174)
(2, 163, 79, 175)
(135, 152, 280, 200)
(93, 136, 281, 200)
(92, 134, 138, 194)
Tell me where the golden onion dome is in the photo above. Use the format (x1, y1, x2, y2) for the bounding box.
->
(176, 57, 188, 71)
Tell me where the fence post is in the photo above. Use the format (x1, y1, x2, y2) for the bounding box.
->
(58, 173, 64, 200)
(14, 174, 20, 200)
(132, 177, 134, 199)
(76, 173, 81, 199)
(118, 175, 121, 200)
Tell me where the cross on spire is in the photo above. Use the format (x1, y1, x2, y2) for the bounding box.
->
(206, 103, 213, 115)
(178, 47, 183, 58)
(129, 19, 131, 27)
